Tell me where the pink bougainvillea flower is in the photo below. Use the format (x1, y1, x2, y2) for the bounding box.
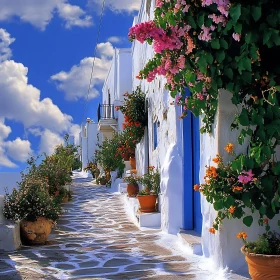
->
(238, 169, 254, 184)
(232, 33, 241, 42)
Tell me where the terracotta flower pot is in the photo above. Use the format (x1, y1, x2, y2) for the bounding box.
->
(127, 183, 139, 197)
(130, 157, 136, 169)
(20, 217, 53, 245)
(138, 195, 157, 213)
(241, 246, 280, 280)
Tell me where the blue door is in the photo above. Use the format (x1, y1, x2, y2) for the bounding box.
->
(183, 92, 202, 234)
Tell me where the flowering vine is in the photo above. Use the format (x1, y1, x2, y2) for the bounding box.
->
(129, 0, 280, 231)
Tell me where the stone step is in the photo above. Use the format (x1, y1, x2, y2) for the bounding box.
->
(0, 195, 21, 251)
(177, 229, 202, 255)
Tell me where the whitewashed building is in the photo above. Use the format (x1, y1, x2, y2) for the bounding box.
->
(98, 48, 132, 139)
(128, 0, 280, 276)
(79, 118, 99, 170)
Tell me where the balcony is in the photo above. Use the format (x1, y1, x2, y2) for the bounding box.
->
(97, 104, 118, 134)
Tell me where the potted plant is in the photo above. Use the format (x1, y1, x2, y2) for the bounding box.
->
(3, 176, 61, 245)
(237, 231, 280, 279)
(137, 166, 160, 212)
(84, 161, 100, 178)
(96, 174, 108, 185)
(123, 174, 140, 197)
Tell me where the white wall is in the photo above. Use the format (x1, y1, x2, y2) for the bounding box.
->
(200, 90, 280, 274)
(102, 48, 132, 133)
(0, 173, 21, 195)
(132, 0, 184, 234)
(80, 121, 98, 169)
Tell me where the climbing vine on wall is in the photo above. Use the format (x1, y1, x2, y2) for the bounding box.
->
(129, 0, 280, 231)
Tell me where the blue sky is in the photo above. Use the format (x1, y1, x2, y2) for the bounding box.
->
(0, 0, 141, 171)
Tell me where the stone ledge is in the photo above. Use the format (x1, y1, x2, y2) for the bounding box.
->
(177, 229, 202, 255)
(0, 221, 21, 251)
(136, 211, 161, 228)
(123, 194, 161, 229)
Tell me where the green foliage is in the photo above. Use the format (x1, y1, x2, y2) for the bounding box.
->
(123, 174, 140, 185)
(95, 133, 125, 173)
(243, 232, 280, 255)
(3, 177, 61, 222)
(137, 167, 161, 195)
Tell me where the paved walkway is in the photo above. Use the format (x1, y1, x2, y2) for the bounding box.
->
(0, 174, 248, 280)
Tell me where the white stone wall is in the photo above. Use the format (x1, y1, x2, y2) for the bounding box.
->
(200, 90, 280, 273)
(132, 0, 184, 234)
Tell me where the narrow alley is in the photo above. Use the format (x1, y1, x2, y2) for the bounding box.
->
(0, 174, 248, 280)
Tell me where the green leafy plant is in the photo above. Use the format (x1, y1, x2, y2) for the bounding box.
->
(123, 174, 140, 185)
(137, 166, 161, 195)
(115, 87, 147, 155)
(3, 177, 61, 222)
(84, 161, 100, 177)
(95, 133, 125, 173)
(237, 231, 280, 255)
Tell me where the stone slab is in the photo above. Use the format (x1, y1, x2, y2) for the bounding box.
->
(0, 221, 21, 251)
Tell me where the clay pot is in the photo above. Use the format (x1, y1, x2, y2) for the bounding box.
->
(20, 217, 53, 245)
(127, 183, 139, 197)
(138, 195, 157, 213)
(241, 246, 280, 279)
(130, 157, 136, 169)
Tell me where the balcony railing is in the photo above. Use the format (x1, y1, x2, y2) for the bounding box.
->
(97, 104, 115, 122)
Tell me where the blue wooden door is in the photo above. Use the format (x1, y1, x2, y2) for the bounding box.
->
(183, 91, 202, 233)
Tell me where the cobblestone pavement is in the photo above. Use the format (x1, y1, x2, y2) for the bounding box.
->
(0, 174, 249, 280)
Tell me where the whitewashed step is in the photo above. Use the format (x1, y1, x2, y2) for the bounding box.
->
(178, 229, 202, 255)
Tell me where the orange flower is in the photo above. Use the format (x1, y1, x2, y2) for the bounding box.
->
(206, 166, 218, 178)
(212, 156, 221, 164)
(225, 143, 234, 153)
(263, 218, 269, 224)
(209, 227, 216, 234)
(236, 232, 247, 239)
(233, 186, 243, 192)
(229, 205, 236, 214)
(193, 184, 200, 191)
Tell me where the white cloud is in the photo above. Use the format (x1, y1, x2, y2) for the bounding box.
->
(88, 0, 141, 13)
(0, 29, 15, 62)
(0, 0, 93, 30)
(0, 29, 81, 167)
(0, 120, 32, 167)
(51, 42, 114, 101)
(4, 138, 32, 162)
(39, 129, 64, 155)
(0, 119, 12, 140)
(0, 60, 74, 133)
(57, 3, 93, 29)
(107, 36, 125, 44)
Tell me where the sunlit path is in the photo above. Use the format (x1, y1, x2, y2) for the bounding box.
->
(0, 173, 248, 280)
